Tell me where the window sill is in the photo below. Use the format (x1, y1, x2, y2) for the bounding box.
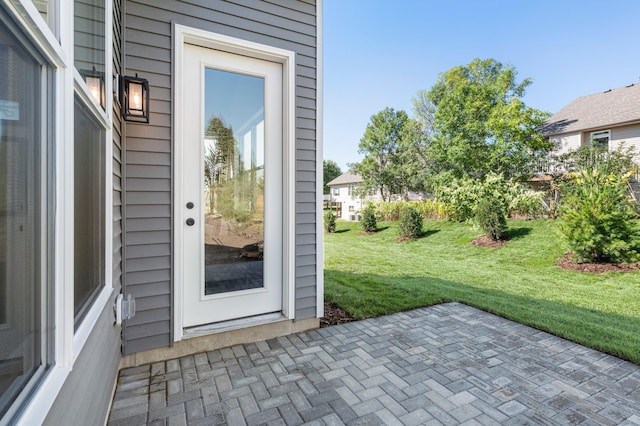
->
(72, 286, 115, 361)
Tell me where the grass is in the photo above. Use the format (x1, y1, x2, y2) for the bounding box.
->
(324, 219, 640, 364)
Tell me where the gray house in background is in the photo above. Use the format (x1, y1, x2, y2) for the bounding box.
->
(0, 1, 322, 424)
(540, 83, 640, 159)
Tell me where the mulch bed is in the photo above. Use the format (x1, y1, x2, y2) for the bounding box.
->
(395, 236, 415, 243)
(320, 302, 356, 327)
(555, 253, 639, 273)
(471, 235, 509, 248)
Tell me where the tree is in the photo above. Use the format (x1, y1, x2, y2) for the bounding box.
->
(353, 107, 417, 201)
(323, 160, 342, 194)
(414, 58, 551, 180)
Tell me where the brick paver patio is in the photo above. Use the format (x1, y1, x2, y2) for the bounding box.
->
(108, 303, 640, 425)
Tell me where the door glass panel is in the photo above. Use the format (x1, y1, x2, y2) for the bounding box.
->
(203, 68, 265, 295)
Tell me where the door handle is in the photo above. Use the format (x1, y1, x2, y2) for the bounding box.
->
(186, 218, 195, 226)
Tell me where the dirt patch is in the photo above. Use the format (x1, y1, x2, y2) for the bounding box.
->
(395, 236, 415, 243)
(359, 231, 377, 236)
(472, 235, 509, 248)
(320, 302, 355, 327)
(555, 253, 639, 273)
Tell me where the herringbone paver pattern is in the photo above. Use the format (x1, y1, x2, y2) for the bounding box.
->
(109, 303, 640, 425)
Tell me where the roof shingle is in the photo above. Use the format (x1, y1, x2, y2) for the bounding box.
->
(540, 83, 640, 136)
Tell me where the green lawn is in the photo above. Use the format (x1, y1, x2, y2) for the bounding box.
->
(324, 219, 640, 364)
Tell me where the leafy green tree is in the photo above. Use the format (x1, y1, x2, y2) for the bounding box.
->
(353, 107, 417, 201)
(323, 160, 342, 194)
(414, 58, 551, 180)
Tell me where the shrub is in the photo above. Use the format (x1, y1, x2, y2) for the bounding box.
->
(360, 204, 377, 232)
(475, 196, 508, 240)
(324, 210, 336, 233)
(377, 201, 405, 221)
(398, 205, 423, 239)
(415, 199, 449, 220)
(557, 167, 640, 263)
(435, 177, 479, 222)
(509, 190, 547, 219)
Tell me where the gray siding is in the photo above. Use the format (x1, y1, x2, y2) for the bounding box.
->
(43, 304, 121, 425)
(122, 0, 318, 354)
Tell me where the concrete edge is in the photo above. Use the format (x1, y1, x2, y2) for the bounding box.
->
(119, 317, 320, 368)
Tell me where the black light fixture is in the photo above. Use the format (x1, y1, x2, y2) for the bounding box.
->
(80, 67, 105, 108)
(120, 74, 150, 123)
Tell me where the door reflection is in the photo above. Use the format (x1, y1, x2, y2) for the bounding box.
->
(203, 68, 265, 295)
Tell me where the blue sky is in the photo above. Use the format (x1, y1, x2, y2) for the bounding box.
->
(323, 0, 640, 171)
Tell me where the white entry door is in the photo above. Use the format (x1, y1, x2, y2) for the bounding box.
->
(181, 43, 283, 327)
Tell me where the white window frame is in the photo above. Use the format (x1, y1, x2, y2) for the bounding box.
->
(3, 0, 114, 424)
(316, 0, 323, 318)
(590, 130, 610, 148)
(173, 24, 296, 341)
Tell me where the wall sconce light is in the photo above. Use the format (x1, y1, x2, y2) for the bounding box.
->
(119, 74, 150, 123)
(80, 67, 105, 108)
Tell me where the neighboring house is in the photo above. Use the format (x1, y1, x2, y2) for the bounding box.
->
(1, 1, 322, 424)
(539, 83, 640, 160)
(327, 172, 375, 220)
(328, 172, 364, 220)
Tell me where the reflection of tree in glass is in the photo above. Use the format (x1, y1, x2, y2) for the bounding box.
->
(203, 115, 263, 224)
(204, 116, 236, 215)
(205, 116, 235, 185)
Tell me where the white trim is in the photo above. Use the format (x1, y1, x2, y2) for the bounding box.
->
(0, 1, 75, 424)
(71, 287, 114, 358)
(6, 0, 116, 422)
(316, 0, 324, 318)
(173, 24, 297, 340)
(70, 0, 114, 360)
(4, 0, 66, 67)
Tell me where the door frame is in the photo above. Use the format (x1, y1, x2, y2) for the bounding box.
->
(173, 24, 296, 342)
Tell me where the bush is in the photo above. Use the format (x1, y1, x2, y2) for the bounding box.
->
(557, 167, 640, 263)
(324, 210, 336, 233)
(509, 190, 548, 219)
(377, 201, 405, 221)
(475, 196, 508, 240)
(360, 204, 377, 232)
(414, 199, 449, 220)
(398, 205, 423, 239)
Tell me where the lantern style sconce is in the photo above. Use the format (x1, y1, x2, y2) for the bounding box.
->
(119, 74, 150, 123)
(80, 67, 105, 108)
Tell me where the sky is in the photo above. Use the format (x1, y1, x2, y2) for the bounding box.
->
(323, 0, 640, 171)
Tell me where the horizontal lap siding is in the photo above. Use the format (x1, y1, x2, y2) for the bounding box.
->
(123, 0, 317, 354)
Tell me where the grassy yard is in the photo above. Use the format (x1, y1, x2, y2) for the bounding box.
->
(324, 219, 640, 364)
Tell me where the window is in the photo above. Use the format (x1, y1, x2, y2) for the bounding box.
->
(75, 0, 106, 108)
(72, 0, 107, 327)
(332, 187, 339, 196)
(73, 95, 105, 325)
(348, 185, 353, 196)
(348, 205, 355, 212)
(31, 0, 56, 33)
(590, 130, 610, 149)
(0, 12, 52, 418)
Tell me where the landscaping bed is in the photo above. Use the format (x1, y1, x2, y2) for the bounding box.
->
(324, 219, 640, 364)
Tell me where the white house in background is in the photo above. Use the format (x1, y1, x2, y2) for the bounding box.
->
(327, 172, 377, 220)
(539, 83, 640, 159)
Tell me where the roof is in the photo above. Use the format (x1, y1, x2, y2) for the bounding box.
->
(327, 171, 362, 186)
(539, 83, 640, 136)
